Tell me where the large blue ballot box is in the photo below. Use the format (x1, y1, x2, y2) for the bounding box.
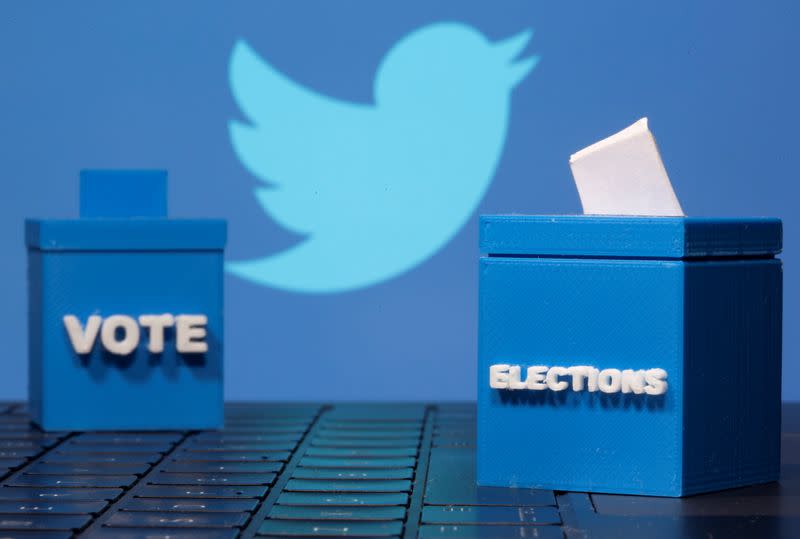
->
(477, 215, 782, 496)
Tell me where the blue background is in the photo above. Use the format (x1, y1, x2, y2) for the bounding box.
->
(2, 2, 798, 401)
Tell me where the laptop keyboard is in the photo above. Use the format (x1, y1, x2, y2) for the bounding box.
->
(0, 403, 564, 538)
(0, 402, 796, 538)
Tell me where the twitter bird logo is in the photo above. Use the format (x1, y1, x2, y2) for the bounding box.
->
(228, 22, 538, 293)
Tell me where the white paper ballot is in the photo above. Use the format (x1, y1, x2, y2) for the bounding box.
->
(569, 118, 684, 216)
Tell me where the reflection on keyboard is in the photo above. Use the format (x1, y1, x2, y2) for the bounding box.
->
(0, 402, 796, 538)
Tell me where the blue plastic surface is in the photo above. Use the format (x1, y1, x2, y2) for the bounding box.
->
(477, 215, 782, 497)
(27, 170, 226, 431)
(26, 220, 226, 251)
(480, 215, 782, 258)
(80, 170, 168, 218)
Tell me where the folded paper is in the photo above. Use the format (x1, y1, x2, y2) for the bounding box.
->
(569, 118, 684, 216)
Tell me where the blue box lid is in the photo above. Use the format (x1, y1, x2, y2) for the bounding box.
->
(26, 219, 226, 251)
(25, 170, 226, 251)
(480, 215, 782, 258)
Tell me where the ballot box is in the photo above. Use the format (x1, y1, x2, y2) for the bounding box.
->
(26, 170, 226, 431)
(477, 215, 782, 496)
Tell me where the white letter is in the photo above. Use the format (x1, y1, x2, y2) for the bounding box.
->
(597, 368, 622, 393)
(507, 366, 527, 390)
(568, 366, 592, 391)
(526, 366, 548, 390)
(587, 368, 600, 392)
(176, 315, 208, 354)
(645, 368, 669, 395)
(63, 315, 102, 354)
(621, 369, 647, 394)
(489, 364, 510, 389)
(100, 315, 140, 356)
(546, 366, 569, 391)
(138, 314, 175, 353)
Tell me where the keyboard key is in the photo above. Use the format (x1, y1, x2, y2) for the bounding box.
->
(0, 459, 25, 471)
(121, 498, 258, 513)
(269, 505, 406, 521)
(0, 417, 28, 425)
(436, 413, 475, 421)
(0, 419, 32, 427)
(224, 417, 312, 424)
(434, 429, 475, 436)
(71, 434, 181, 444)
(311, 439, 419, 449)
(434, 425, 475, 433)
(105, 511, 249, 528)
(285, 479, 411, 493)
(8, 475, 137, 488)
(220, 418, 308, 425)
(425, 449, 555, 507)
(300, 457, 415, 469)
(305, 448, 416, 458)
(43, 453, 161, 464)
(228, 403, 319, 411)
(0, 487, 122, 501)
(0, 427, 37, 435)
(257, 519, 402, 537)
(322, 421, 421, 431)
(433, 431, 474, 440)
(0, 433, 63, 444)
(277, 493, 408, 507)
(0, 451, 39, 460)
(211, 426, 307, 434)
(293, 468, 413, 480)
(137, 485, 268, 499)
(223, 413, 313, 420)
(177, 451, 291, 462)
(163, 461, 282, 474)
(0, 513, 91, 530)
(418, 524, 563, 538)
(0, 417, 30, 424)
(316, 429, 420, 440)
(435, 427, 475, 435)
(224, 412, 314, 420)
(187, 443, 296, 452)
(225, 404, 319, 416)
(0, 501, 108, 514)
(421, 506, 560, 525)
(434, 440, 471, 449)
(190, 434, 302, 443)
(325, 405, 426, 421)
(225, 415, 310, 421)
(434, 427, 475, 435)
(433, 439, 474, 449)
(84, 527, 239, 538)
(24, 462, 150, 475)
(57, 443, 171, 454)
(219, 424, 308, 431)
(150, 473, 275, 486)
(0, 441, 40, 450)
(0, 531, 71, 538)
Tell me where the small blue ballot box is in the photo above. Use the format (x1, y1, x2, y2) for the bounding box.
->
(477, 215, 782, 497)
(26, 170, 226, 431)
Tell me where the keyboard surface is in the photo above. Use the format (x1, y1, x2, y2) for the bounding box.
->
(0, 402, 795, 538)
